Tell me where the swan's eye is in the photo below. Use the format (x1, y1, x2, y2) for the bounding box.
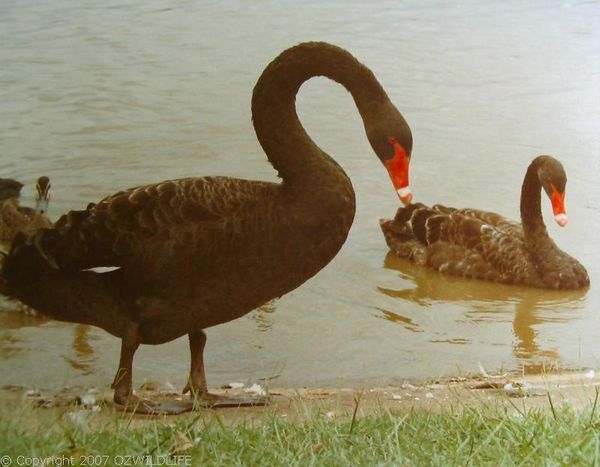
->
(388, 137, 398, 145)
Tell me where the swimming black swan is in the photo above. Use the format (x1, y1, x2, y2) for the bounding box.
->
(0, 42, 413, 412)
(0, 176, 52, 250)
(380, 155, 589, 290)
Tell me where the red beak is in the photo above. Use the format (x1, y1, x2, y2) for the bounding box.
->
(550, 184, 567, 227)
(385, 139, 412, 205)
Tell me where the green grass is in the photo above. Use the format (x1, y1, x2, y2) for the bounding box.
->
(2, 401, 600, 466)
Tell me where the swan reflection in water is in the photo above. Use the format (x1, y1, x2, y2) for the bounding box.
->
(64, 325, 97, 375)
(0, 302, 97, 374)
(0, 297, 278, 381)
(379, 252, 587, 372)
(253, 301, 277, 334)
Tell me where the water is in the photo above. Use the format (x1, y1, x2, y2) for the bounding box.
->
(1, 0, 599, 390)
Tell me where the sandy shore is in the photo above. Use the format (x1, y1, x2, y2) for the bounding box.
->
(2, 370, 600, 425)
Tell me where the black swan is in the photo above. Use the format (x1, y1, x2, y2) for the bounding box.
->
(0, 42, 413, 412)
(0, 176, 52, 250)
(380, 155, 589, 290)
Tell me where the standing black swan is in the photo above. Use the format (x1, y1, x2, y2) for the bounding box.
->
(0, 42, 413, 412)
(0, 176, 52, 251)
(380, 155, 589, 290)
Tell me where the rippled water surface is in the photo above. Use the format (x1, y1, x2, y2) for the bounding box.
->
(1, 0, 599, 390)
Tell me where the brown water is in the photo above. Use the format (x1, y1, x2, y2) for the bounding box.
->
(1, 1, 599, 390)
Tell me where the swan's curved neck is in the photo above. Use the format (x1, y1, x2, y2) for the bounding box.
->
(520, 159, 548, 239)
(251, 42, 389, 196)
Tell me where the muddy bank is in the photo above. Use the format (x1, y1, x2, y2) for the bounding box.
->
(2, 370, 599, 427)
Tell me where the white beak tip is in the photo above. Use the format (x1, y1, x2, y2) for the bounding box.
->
(554, 213, 568, 227)
(397, 186, 412, 205)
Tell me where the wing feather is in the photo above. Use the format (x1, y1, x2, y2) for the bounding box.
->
(29, 176, 276, 273)
(381, 203, 537, 284)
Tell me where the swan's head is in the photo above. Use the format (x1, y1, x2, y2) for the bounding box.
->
(538, 156, 567, 227)
(35, 176, 51, 214)
(364, 102, 413, 204)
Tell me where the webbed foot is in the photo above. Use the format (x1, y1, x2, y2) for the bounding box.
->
(113, 391, 160, 414)
(182, 383, 268, 408)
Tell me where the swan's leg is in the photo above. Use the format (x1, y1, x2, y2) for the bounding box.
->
(111, 322, 156, 413)
(182, 329, 213, 398)
(182, 329, 268, 408)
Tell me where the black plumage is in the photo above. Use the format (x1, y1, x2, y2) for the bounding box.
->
(381, 156, 589, 290)
(1, 42, 413, 412)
